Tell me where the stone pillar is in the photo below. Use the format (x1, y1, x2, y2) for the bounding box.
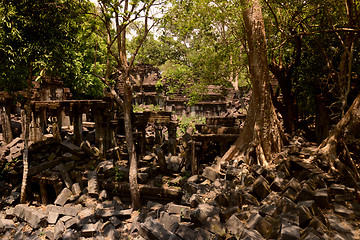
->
(0, 105, 13, 143)
(20, 109, 26, 140)
(191, 140, 197, 175)
(30, 110, 43, 142)
(52, 116, 61, 141)
(138, 124, 146, 158)
(39, 182, 48, 205)
(94, 109, 105, 151)
(72, 105, 83, 145)
(155, 124, 162, 145)
(168, 121, 177, 156)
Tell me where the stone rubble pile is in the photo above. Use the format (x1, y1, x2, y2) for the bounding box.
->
(0, 139, 359, 239)
(128, 145, 360, 240)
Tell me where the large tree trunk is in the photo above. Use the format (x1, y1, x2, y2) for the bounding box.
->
(318, 93, 360, 167)
(123, 83, 141, 209)
(221, 0, 283, 165)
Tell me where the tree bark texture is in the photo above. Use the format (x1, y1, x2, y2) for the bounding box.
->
(124, 83, 141, 209)
(221, 0, 283, 165)
(318, 93, 360, 169)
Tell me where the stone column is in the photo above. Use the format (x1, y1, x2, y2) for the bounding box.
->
(94, 108, 105, 151)
(191, 140, 197, 175)
(72, 105, 83, 145)
(168, 121, 177, 156)
(0, 105, 13, 143)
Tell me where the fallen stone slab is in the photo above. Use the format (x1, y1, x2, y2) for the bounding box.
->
(247, 213, 273, 239)
(65, 216, 80, 229)
(54, 188, 72, 206)
(64, 204, 82, 217)
(54, 220, 65, 240)
(167, 203, 191, 220)
(176, 225, 197, 239)
(109, 216, 122, 228)
(101, 222, 120, 239)
(225, 214, 244, 236)
(47, 212, 60, 225)
(295, 183, 314, 202)
(62, 229, 80, 240)
(46, 205, 65, 215)
(159, 212, 181, 231)
(202, 166, 220, 182)
(87, 171, 99, 198)
(313, 188, 330, 209)
(81, 223, 98, 237)
(240, 229, 265, 240)
(0, 219, 15, 232)
(190, 203, 220, 223)
(252, 175, 271, 200)
(140, 217, 173, 240)
(280, 225, 300, 240)
(334, 204, 355, 219)
(14, 204, 47, 229)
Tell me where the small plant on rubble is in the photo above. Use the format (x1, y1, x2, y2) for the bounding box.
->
(177, 115, 206, 137)
(114, 166, 124, 182)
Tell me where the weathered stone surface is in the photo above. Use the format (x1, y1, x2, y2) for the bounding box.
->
(102, 222, 119, 239)
(276, 197, 296, 214)
(270, 176, 286, 192)
(176, 225, 197, 239)
(259, 204, 276, 217)
(252, 175, 271, 200)
(220, 206, 239, 222)
(280, 225, 300, 240)
(54, 220, 65, 240)
(46, 205, 65, 215)
(300, 227, 323, 240)
(329, 184, 346, 195)
(159, 212, 181, 231)
(71, 183, 81, 196)
(204, 218, 226, 237)
(14, 204, 47, 229)
(247, 213, 273, 239)
(190, 203, 220, 223)
(64, 216, 79, 229)
(333, 204, 355, 218)
(0, 219, 15, 231)
(167, 203, 191, 220)
(87, 171, 99, 197)
(62, 229, 80, 240)
(240, 229, 265, 240)
(110, 216, 122, 227)
(308, 217, 328, 235)
(202, 166, 219, 182)
(295, 184, 314, 202)
(225, 214, 244, 236)
(64, 204, 82, 217)
(242, 192, 260, 206)
(5, 208, 14, 219)
(280, 213, 299, 226)
(189, 194, 201, 208)
(81, 223, 97, 237)
(54, 188, 72, 206)
(47, 212, 59, 225)
(140, 217, 172, 240)
(313, 188, 330, 209)
(297, 205, 313, 228)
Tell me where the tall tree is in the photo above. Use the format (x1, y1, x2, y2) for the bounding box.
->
(221, 0, 283, 164)
(0, 0, 88, 203)
(87, 0, 160, 209)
